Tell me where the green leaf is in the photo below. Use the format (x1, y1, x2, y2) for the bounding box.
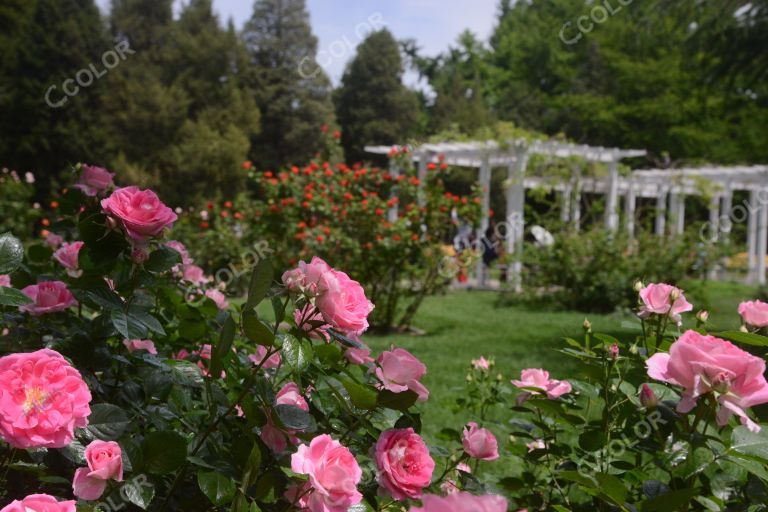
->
(179, 318, 206, 340)
(128, 307, 166, 335)
(242, 310, 275, 346)
(377, 389, 419, 411)
(246, 258, 273, 308)
(275, 404, 317, 432)
(0, 233, 24, 274)
(327, 328, 364, 349)
(282, 334, 311, 372)
(122, 478, 155, 509)
(241, 444, 262, 491)
(197, 471, 236, 506)
(0, 285, 31, 306)
(86, 403, 130, 440)
(731, 426, 768, 462)
(642, 488, 699, 511)
(140, 431, 188, 475)
(145, 246, 181, 273)
(210, 314, 236, 378)
(714, 330, 768, 347)
(341, 379, 378, 409)
(111, 310, 148, 339)
(26, 243, 52, 263)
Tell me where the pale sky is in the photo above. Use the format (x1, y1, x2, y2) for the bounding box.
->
(95, 0, 500, 85)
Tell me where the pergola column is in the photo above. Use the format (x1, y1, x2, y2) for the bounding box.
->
(506, 145, 528, 290)
(669, 191, 685, 235)
(758, 188, 768, 285)
(560, 184, 572, 223)
(571, 166, 582, 232)
(708, 195, 720, 242)
(417, 152, 428, 206)
(655, 186, 668, 236)
(604, 157, 619, 231)
(748, 189, 759, 282)
(387, 159, 400, 223)
(720, 184, 733, 242)
(476, 155, 492, 287)
(624, 181, 636, 238)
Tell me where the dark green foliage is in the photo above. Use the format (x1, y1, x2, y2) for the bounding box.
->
(335, 29, 419, 163)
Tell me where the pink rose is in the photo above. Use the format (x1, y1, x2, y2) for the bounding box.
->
(375, 348, 429, 401)
(639, 383, 658, 408)
(261, 421, 288, 453)
(291, 434, 362, 512)
(638, 283, 692, 324)
(462, 422, 499, 461)
(75, 164, 114, 196)
(249, 345, 281, 369)
(647, 330, 768, 432)
(101, 186, 177, 243)
(123, 339, 157, 355)
(0, 349, 91, 448)
(0, 494, 76, 512)
(276, 382, 309, 410)
(282, 256, 333, 296)
(472, 356, 491, 371)
(738, 300, 768, 328)
(183, 264, 209, 286)
(294, 305, 331, 341)
(345, 346, 374, 365)
(44, 232, 64, 249)
(205, 289, 229, 310)
(165, 240, 193, 269)
(73, 440, 123, 500)
(0, 274, 10, 287)
(409, 492, 508, 512)
(511, 368, 572, 404)
(53, 241, 84, 277)
(316, 268, 374, 337)
(19, 281, 77, 316)
(374, 428, 435, 500)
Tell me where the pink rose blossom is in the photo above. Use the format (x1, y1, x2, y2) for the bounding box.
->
(647, 330, 768, 432)
(638, 283, 692, 325)
(183, 264, 209, 286)
(261, 383, 309, 453)
(345, 346, 374, 365)
(472, 356, 491, 371)
(276, 382, 309, 411)
(73, 440, 123, 500)
(511, 368, 572, 405)
(0, 274, 10, 287)
(53, 241, 84, 277)
(282, 256, 333, 296)
(374, 428, 435, 500)
(205, 289, 229, 310)
(375, 348, 429, 401)
(316, 268, 374, 337)
(738, 300, 768, 328)
(101, 186, 177, 243)
(75, 164, 114, 196)
(294, 305, 331, 341)
(123, 339, 157, 355)
(0, 494, 76, 512)
(462, 422, 499, 461)
(165, 240, 193, 269)
(291, 434, 362, 512)
(44, 232, 64, 249)
(19, 280, 77, 316)
(409, 492, 508, 512)
(639, 383, 658, 408)
(261, 421, 288, 453)
(0, 349, 91, 448)
(249, 345, 281, 369)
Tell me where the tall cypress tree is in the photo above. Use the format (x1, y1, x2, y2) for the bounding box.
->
(242, 0, 334, 170)
(334, 29, 419, 163)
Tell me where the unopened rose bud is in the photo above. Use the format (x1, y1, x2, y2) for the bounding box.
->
(633, 280, 644, 292)
(583, 318, 592, 332)
(669, 288, 681, 301)
(609, 343, 619, 360)
(131, 247, 149, 264)
(629, 344, 639, 355)
(639, 383, 658, 408)
(696, 310, 709, 323)
(106, 216, 118, 230)
(466, 375, 473, 383)
(496, 373, 503, 382)
(740, 325, 749, 333)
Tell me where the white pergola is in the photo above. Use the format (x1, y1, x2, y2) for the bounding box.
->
(366, 140, 646, 288)
(366, 141, 768, 287)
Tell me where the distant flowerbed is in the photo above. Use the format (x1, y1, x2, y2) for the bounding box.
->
(0, 164, 768, 510)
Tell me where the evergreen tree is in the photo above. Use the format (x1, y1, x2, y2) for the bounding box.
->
(242, 0, 334, 170)
(335, 29, 419, 163)
(0, 0, 111, 191)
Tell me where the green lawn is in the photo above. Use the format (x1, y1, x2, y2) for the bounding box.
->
(366, 280, 757, 443)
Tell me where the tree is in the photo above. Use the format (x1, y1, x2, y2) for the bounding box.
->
(0, 0, 111, 192)
(335, 29, 419, 163)
(242, 0, 334, 170)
